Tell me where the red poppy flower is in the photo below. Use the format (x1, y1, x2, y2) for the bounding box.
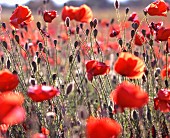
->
(110, 81, 149, 111)
(41, 126, 49, 135)
(145, 0, 168, 17)
(134, 32, 145, 46)
(154, 89, 170, 112)
(161, 65, 170, 79)
(43, 10, 58, 23)
(110, 29, 120, 37)
(86, 116, 122, 138)
(156, 26, 170, 41)
(114, 52, 145, 79)
(128, 12, 139, 25)
(0, 92, 25, 125)
(27, 85, 60, 102)
(10, 5, 34, 29)
(86, 60, 110, 81)
(0, 69, 19, 92)
(74, 4, 93, 23)
(62, 4, 93, 23)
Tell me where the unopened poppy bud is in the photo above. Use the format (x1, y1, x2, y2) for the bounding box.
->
(149, 39, 153, 46)
(13, 70, 18, 74)
(42, 82, 46, 85)
(7, 59, 10, 69)
(126, 7, 129, 14)
(142, 29, 146, 37)
(118, 38, 123, 46)
(110, 18, 114, 24)
(132, 22, 138, 30)
(37, 22, 41, 30)
(65, 17, 70, 27)
(132, 110, 138, 120)
(90, 21, 94, 28)
(86, 29, 89, 36)
(80, 23, 83, 29)
(66, 82, 74, 95)
(15, 35, 19, 43)
(143, 10, 147, 16)
(52, 74, 57, 81)
(93, 29, 98, 38)
(93, 18, 98, 28)
(147, 108, 152, 122)
(12, 30, 15, 36)
(54, 39, 57, 46)
(76, 26, 79, 34)
(152, 125, 157, 138)
(69, 55, 73, 63)
(1, 56, 4, 64)
(2, 22, 6, 29)
(165, 80, 168, 88)
(114, 0, 119, 9)
(31, 79, 36, 86)
(32, 61, 37, 72)
(36, 52, 39, 57)
(131, 30, 135, 38)
(166, 42, 169, 53)
(77, 51, 81, 63)
(134, 51, 139, 57)
(37, 57, 41, 64)
(38, 42, 43, 51)
(74, 41, 79, 48)
(2, 41, 7, 49)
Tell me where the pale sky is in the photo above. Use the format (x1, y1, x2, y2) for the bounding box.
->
(0, 0, 129, 7)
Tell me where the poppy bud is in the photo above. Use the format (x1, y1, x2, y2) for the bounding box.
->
(65, 17, 70, 27)
(131, 30, 135, 38)
(110, 18, 114, 24)
(77, 51, 81, 63)
(147, 108, 152, 122)
(54, 39, 57, 46)
(149, 39, 153, 46)
(134, 51, 139, 57)
(143, 10, 147, 16)
(66, 82, 74, 95)
(32, 61, 37, 72)
(1, 56, 4, 64)
(126, 7, 129, 14)
(86, 29, 89, 36)
(2, 22, 6, 29)
(152, 125, 157, 138)
(31, 79, 36, 86)
(114, 0, 119, 9)
(93, 29, 98, 38)
(38, 42, 43, 51)
(118, 38, 123, 46)
(2, 41, 7, 49)
(80, 23, 83, 29)
(165, 80, 168, 88)
(132, 110, 138, 120)
(36, 21, 41, 30)
(52, 74, 57, 81)
(74, 41, 79, 48)
(7, 59, 10, 69)
(15, 35, 19, 43)
(142, 29, 146, 37)
(90, 21, 94, 28)
(37, 57, 41, 64)
(76, 26, 79, 34)
(69, 55, 73, 63)
(93, 18, 98, 28)
(132, 22, 138, 30)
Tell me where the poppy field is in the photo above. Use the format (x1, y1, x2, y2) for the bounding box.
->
(0, 0, 170, 137)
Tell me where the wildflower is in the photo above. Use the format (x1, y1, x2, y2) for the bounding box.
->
(154, 89, 170, 112)
(43, 10, 58, 23)
(86, 116, 122, 138)
(145, 0, 168, 17)
(0, 69, 19, 92)
(0, 92, 25, 125)
(110, 29, 120, 37)
(110, 81, 149, 111)
(156, 26, 170, 41)
(27, 85, 60, 102)
(128, 12, 139, 25)
(10, 5, 34, 29)
(114, 52, 145, 79)
(134, 32, 145, 46)
(86, 60, 110, 81)
(62, 4, 93, 23)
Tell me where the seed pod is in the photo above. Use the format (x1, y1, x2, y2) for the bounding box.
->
(90, 21, 94, 28)
(93, 18, 98, 28)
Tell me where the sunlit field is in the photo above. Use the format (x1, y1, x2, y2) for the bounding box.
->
(0, 0, 170, 138)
